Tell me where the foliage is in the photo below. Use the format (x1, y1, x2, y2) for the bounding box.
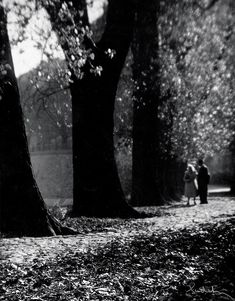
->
(0, 216, 234, 300)
(4, 0, 235, 161)
(8, 1, 132, 152)
(158, 0, 235, 160)
(19, 56, 133, 152)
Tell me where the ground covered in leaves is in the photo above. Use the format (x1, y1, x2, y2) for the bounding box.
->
(0, 198, 235, 301)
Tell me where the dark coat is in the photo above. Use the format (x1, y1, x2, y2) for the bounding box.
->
(198, 164, 210, 187)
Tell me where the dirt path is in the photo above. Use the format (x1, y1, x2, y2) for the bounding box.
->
(1, 197, 235, 265)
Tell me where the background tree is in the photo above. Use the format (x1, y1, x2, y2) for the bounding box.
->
(131, 0, 161, 206)
(131, 0, 186, 206)
(158, 0, 235, 160)
(18, 60, 72, 150)
(131, 0, 235, 205)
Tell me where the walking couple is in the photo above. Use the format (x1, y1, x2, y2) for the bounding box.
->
(184, 159, 210, 206)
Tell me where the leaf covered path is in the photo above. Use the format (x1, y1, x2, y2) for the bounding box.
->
(1, 197, 235, 265)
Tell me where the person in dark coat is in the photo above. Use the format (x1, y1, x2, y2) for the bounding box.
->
(197, 159, 210, 204)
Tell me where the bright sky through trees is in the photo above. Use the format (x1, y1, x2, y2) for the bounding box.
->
(6, 0, 106, 77)
(10, 8, 62, 77)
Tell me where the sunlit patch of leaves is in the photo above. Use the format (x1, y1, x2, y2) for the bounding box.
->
(1, 218, 234, 300)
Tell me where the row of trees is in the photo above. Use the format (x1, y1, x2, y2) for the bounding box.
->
(0, 0, 235, 236)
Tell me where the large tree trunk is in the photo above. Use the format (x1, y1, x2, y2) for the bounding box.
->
(131, 1, 185, 206)
(44, 0, 141, 217)
(131, 0, 162, 206)
(0, 4, 73, 237)
(71, 0, 140, 217)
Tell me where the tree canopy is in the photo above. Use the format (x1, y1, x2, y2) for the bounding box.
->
(6, 0, 235, 161)
(158, 0, 235, 160)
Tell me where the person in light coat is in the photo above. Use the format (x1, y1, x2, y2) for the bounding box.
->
(183, 164, 198, 206)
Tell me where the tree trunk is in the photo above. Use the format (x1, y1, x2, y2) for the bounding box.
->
(44, 0, 141, 217)
(156, 157, 186, 203)
(131, 0, 162, 206)
(131, 1, 185, 206)
(0, 4, 73, 237)
(71, 0, 140, 217)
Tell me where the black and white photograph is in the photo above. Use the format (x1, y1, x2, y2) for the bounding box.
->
(0, 0, 235, 300)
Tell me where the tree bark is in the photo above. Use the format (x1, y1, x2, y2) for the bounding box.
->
(131, 0, 185, 206)
(44, 0, 140, 217)
(131, 0, 162, 206)
(156, 157, 186, 202)
(71, 0, 140, 217)
(0, 3, 74, 236)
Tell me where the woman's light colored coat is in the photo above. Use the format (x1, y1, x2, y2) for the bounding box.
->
(184, 166, 198, 198)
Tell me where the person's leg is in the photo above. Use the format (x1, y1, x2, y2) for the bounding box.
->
(201, 187, 208, 204)
(198, 187, 203, 204)
(187, 197, 190, 205)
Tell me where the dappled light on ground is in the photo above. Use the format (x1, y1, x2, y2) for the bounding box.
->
(0, 197, 235, 300)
